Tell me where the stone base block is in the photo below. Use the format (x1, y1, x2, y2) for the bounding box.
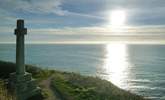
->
(9, 72, 41, 100)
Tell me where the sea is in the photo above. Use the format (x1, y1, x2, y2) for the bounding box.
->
(0, 43, 165, 100)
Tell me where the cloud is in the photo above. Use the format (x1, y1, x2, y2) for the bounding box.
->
(1, 25, 165, 43)
(1, 0, 165, 43)
(0, 0, 67, 16)
(1, 0, 165, 26)
(28, 26, 165, 35)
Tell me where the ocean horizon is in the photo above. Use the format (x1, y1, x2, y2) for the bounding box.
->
(0, 43, 165, 100)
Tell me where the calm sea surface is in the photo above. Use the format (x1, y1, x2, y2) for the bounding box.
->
(0, 44, 165, 99)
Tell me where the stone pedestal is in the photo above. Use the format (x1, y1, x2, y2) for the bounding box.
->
(10, 72, 40, 100)
(9, 19, 40, 100)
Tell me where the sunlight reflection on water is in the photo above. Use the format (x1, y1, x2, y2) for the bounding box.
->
(99, 43, 131, 88)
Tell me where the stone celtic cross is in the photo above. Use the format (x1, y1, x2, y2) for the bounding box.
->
(10, 19, 40, 100)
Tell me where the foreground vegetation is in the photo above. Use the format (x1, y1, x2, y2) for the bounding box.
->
(0, 79, 15, 100)
(0, 60, 147, 100)
(51, 72, 146, 100)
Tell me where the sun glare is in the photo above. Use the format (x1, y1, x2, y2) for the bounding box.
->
(102, 44, 130, 87)
(110, 10, 126, 26)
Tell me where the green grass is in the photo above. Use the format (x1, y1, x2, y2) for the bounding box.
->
(51, 72, 146, 100)
(0, 60, 53, 81)
(0, 79, 15, 100)
(0, 60, 148, 100)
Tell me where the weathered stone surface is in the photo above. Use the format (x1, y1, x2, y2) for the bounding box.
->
(9, 19, 40, 100)
(10, 72, 41, 100)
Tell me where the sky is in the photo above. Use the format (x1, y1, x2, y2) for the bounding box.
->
(1, 0, 165, 44)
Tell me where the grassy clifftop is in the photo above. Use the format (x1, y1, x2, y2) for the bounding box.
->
(0, 61, 147, 100)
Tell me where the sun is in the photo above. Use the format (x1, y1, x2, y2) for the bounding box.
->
(110, 10, 126, 26)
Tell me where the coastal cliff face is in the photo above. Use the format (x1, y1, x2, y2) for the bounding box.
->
(0, 61, 147, 100)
